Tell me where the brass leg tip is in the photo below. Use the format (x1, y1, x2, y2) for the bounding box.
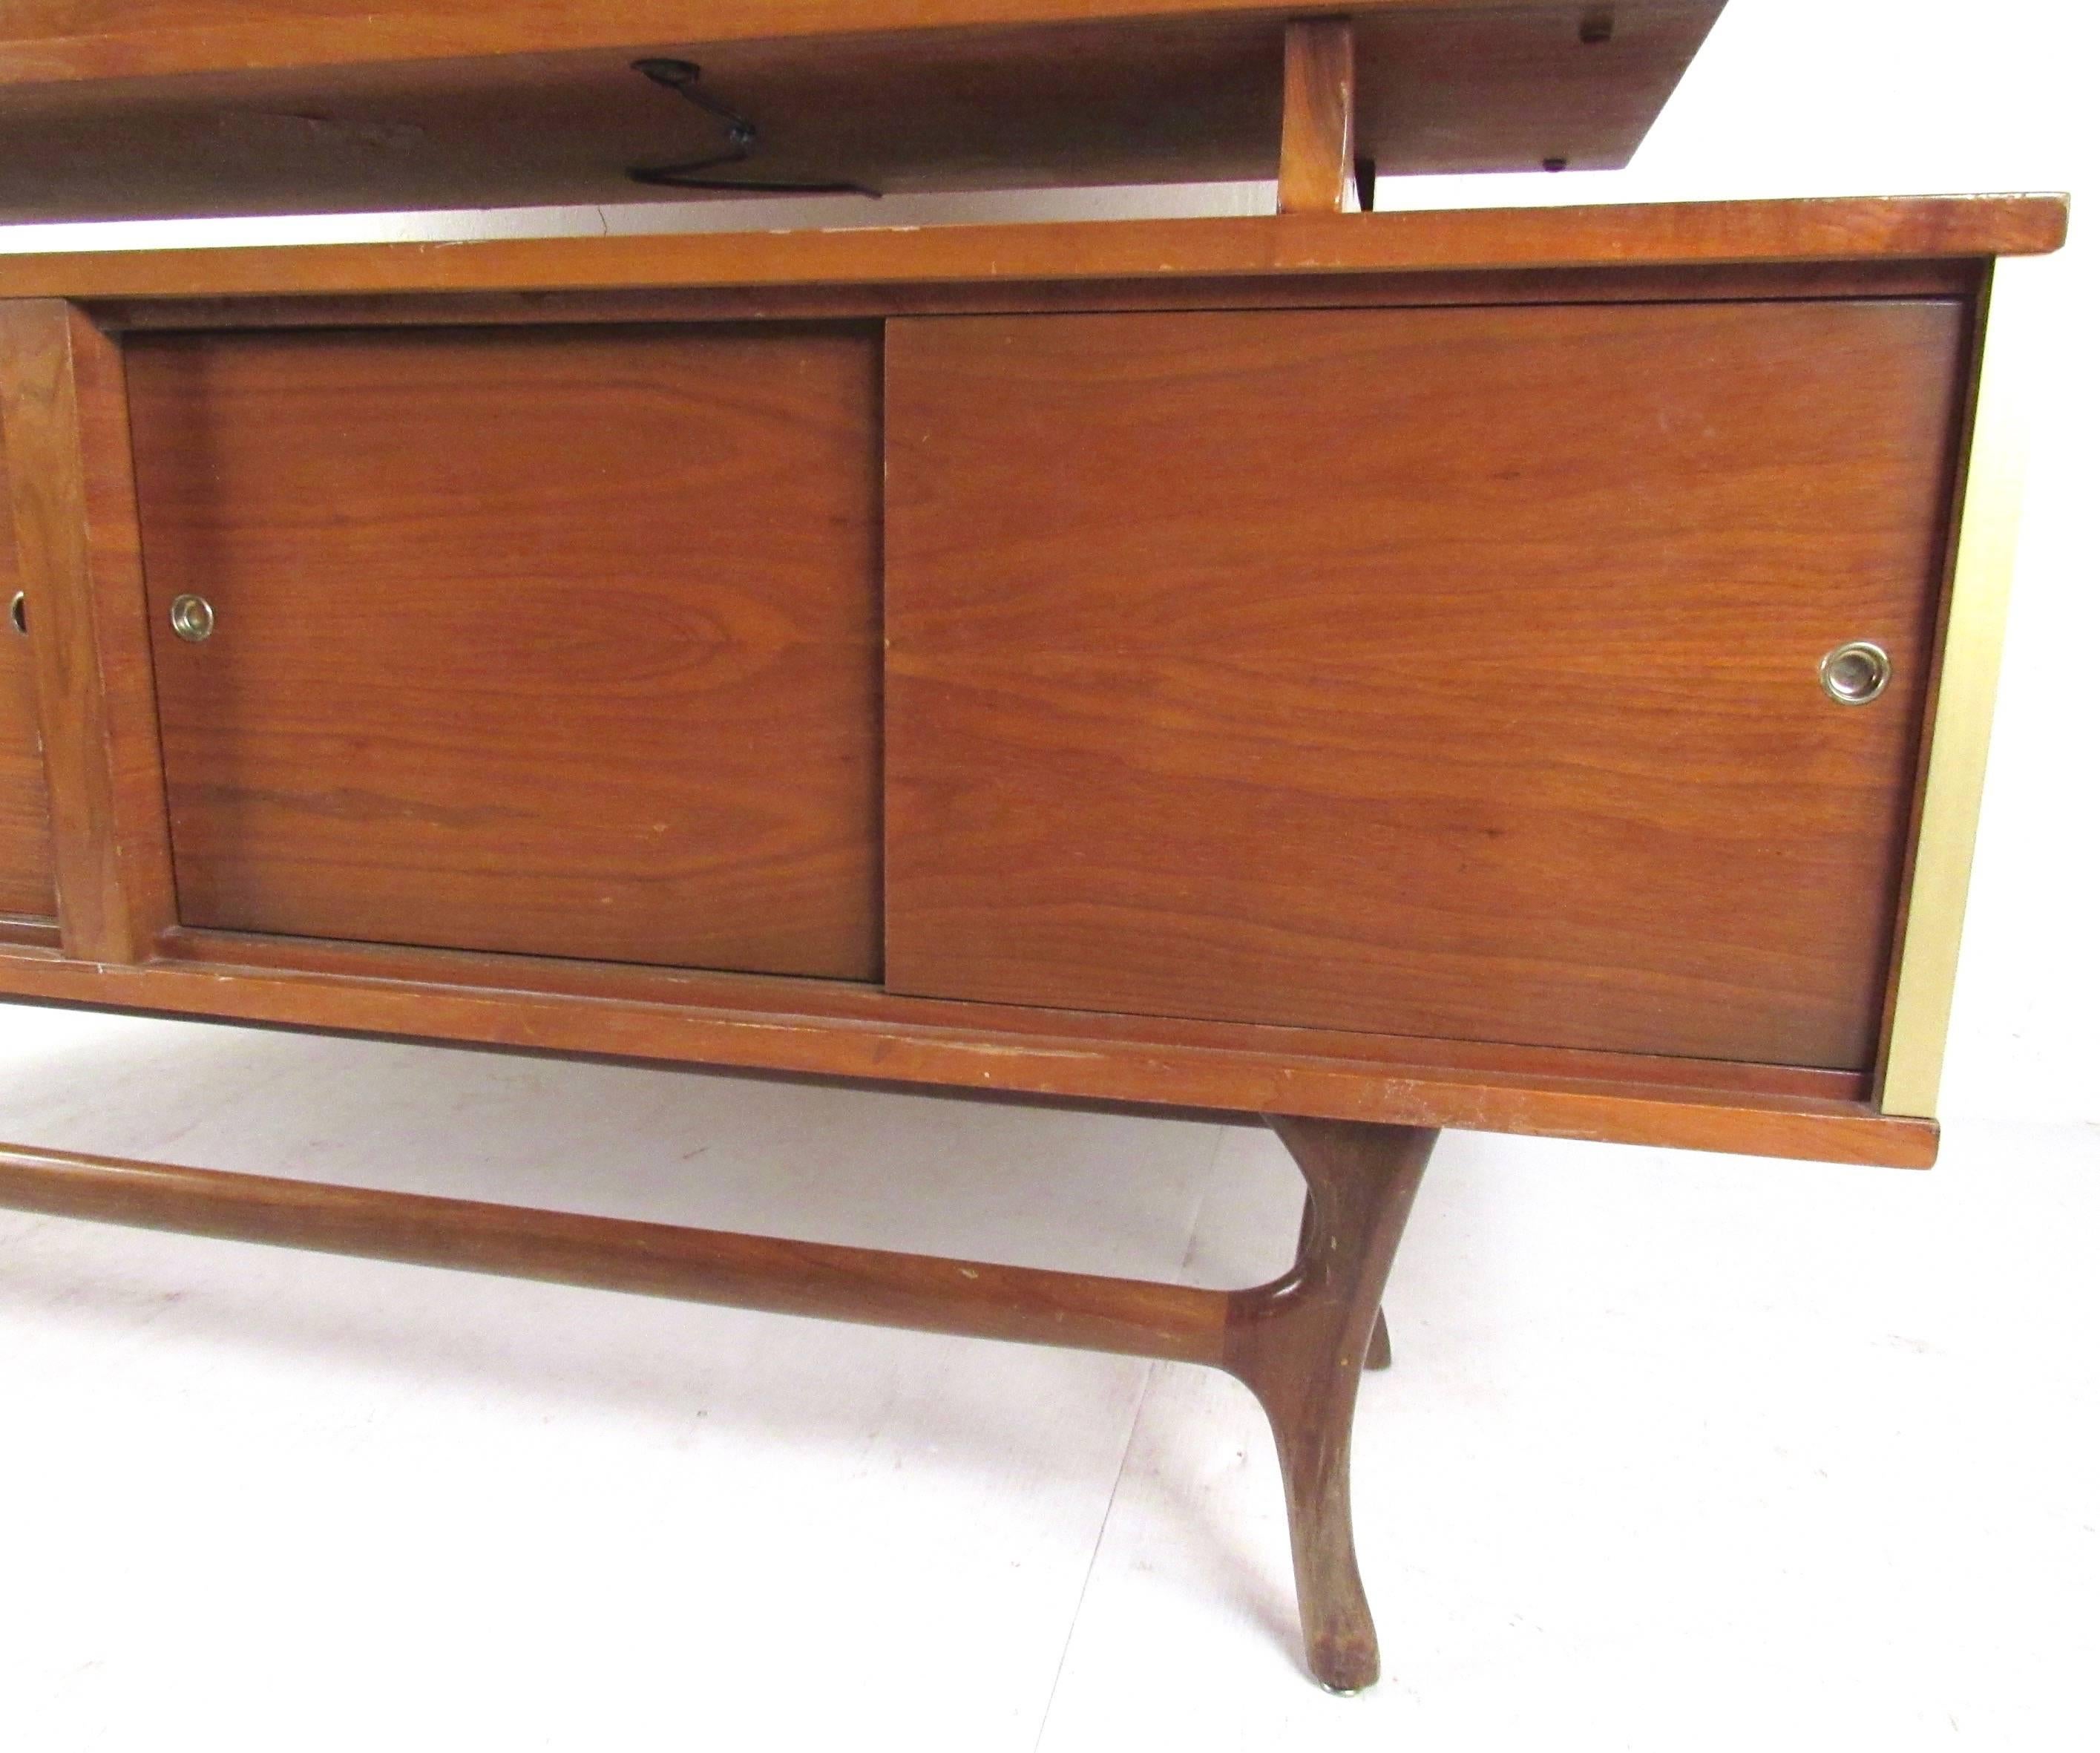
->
(1309, 1642, 1379, 1694)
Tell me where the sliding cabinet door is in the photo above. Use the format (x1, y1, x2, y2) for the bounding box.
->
(132, 322, 882, 979)
(0, 413, 54, 918)
(885, 301, 1965, 1067)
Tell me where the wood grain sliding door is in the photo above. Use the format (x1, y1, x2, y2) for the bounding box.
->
(884, 301, 1967, 1067)
(131, 322, 882, 979)
(0, 407, 56, 919)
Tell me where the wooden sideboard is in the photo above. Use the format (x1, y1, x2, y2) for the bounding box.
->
(0, 0, 2072, 1698)
(0, 194, 2068, 1148)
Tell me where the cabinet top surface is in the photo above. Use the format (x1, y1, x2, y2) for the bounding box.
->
(0, 194, 2067, 303)
(0, 1, 1729, 222)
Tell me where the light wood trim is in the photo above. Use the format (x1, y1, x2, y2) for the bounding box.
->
(1279, 18, 1357, 214)
(1880, 261, 2036, 1118)
(0, 198, 2068, 306)
(0, 300, 177, 963)
(0, 942, 1935, 1164)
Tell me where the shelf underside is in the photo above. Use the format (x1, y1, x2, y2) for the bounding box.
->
(0, 3, 1724, 221)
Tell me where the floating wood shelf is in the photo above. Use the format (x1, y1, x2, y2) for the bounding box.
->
(0, 1, 1724, 220)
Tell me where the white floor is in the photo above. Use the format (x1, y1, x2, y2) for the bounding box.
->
(0, 1008, 2093, 1752)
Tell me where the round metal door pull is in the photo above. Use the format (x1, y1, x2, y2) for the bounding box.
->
(7, 591, 24, 636)
(1820, 640, 1891, 706)
(169, 594, 216, 643)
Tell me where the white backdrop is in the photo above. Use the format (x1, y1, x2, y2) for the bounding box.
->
(1, 0, 2092, 1120)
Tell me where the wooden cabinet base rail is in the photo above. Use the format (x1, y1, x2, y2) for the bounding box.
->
(0, 1118, 1433, 1693)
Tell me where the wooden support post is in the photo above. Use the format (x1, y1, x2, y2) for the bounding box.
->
(1299, 1192, 1393, 1369)
(1279, 17, 1359, 214)
(1233, 1117, 1437, 1691)
(0, 299, 176, 963)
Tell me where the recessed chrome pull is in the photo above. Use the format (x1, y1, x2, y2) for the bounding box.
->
(169, 593, 216, 643)
(7, 591, 23, 636)
(1820, 640, 1891, 706)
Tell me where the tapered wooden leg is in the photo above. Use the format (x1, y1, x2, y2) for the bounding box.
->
(1227, 1117, 1437, 1691)
(1296, 1195, 1393, 1369)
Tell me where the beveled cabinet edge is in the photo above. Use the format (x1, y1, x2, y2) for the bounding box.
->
(0, 195, 2068, 304)
(1877, 261, 2038, 1118)
(84, 258, 1986, 336)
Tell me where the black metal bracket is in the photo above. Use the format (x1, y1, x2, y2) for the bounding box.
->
(626, 58, 879, 198)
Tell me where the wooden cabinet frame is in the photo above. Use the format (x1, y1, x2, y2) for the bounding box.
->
(0, 193, 2067, 1690)
(0, 300, 177, 963)
(0, 209, 2056, 1156)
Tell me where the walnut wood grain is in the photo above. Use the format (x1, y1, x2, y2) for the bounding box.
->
(0, 939, 1937, 1165)
(0, 301, 177, 962)
(1279, 17, 1357, 214)
(0, 410, 56, 917)
(0, 197, 2067, 305)
(128, 322, 882, 979)
(885, 300, 1967, 1067)
(0, 5, 1724, 219)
